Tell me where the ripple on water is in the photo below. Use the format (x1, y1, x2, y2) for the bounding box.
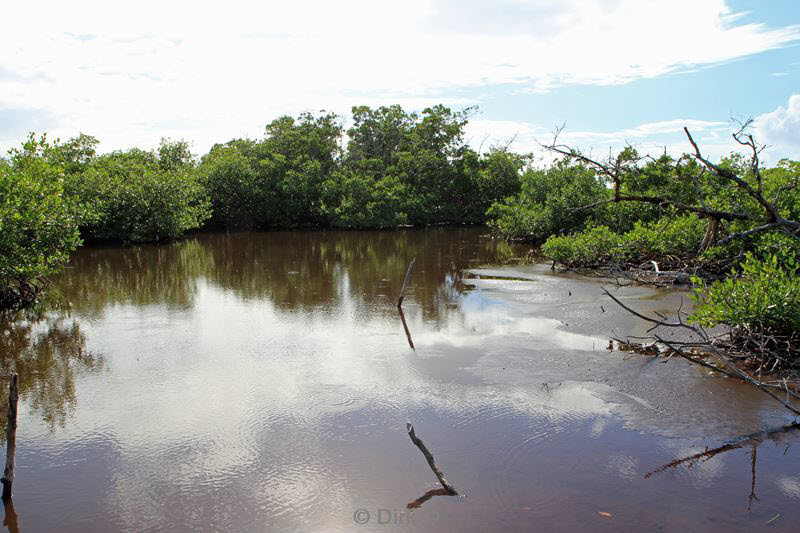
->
(451, 403, 520, 431)
(484, 418, 564, 515)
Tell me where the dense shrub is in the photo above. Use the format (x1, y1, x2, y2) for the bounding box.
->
(343, 105, 513, 226)
(539, 226, 623, 267)
(199, 113, 341, 228)
(764, 159, 800, 221)
(199, 105, 523, 229)
(540, 215, 707, 268)
(0, 135, 82, 308)
(690, 253, 800, 337)
(323, 167, 411, 228)
(65, 140, 210, 242)
(487, 161, 607, 241)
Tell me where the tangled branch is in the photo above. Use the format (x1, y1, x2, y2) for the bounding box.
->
(603, 287, 800, 416)
(540, 123, 800, 248)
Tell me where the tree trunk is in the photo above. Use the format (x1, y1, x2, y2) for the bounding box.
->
(700, 217, 719, 252)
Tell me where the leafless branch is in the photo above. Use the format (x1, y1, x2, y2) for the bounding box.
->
(603, 290, 800, 416)
(541, 123, 800, 250)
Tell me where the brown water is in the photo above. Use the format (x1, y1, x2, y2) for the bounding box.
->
(1, 227, 798, 532)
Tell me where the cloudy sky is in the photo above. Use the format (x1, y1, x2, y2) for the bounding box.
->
(2, 0, 799, 162)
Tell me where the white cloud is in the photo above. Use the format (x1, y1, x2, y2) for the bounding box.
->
(0, 0, 798, 153)
(755, 94, 800, 160)
(465, 117, 739, 162)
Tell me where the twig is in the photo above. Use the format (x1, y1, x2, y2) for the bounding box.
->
(601, 288, 684, 328)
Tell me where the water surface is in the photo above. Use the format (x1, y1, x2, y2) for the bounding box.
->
(1, 228, 798, 532)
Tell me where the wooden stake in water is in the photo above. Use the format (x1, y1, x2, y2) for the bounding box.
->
(1, 374, 18, 501)
(398, 307, 415, 350)
(406, 423, 458, 495)
(397, 257, 416, 308)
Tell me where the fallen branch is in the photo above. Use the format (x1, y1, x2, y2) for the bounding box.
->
(602, 288, 800, 415)
(406, 423, 458, 495)
(601, 288, 686, 329)
(655, 336, 800, 416)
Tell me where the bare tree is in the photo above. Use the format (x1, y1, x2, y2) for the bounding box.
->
(540, 122, 800, 251)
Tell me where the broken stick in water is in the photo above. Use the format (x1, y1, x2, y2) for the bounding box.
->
(406, 423, 458, 495)
(397, 257, 416, 308)
(2, 374, 18, 501)
(398, 307, 415, 350)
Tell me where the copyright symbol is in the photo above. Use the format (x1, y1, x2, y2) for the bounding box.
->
(353, 509, 370, 524)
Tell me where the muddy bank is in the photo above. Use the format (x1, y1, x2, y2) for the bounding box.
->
(459, 264, 793, 437)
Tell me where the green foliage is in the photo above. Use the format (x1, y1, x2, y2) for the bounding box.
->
(323, 167, 411, 228)
(157, 138, 194, 171)
(0, 135, 81, 304)
(65, 139, 210, 242)
(487, 160, 607, 241)
(621, 215, 707, 258)
(464, 148, 527, 223)
(47, 133, 99, 174)
(262, 112, 342, 225)
(344, 104, 496, 225)
(199, 105, 521, 229)
(540, 215, 707, 267)
(539, 226, 623, 267)
(750, 232, 800, 265)
(200, 112, 342, 227)
(763, 159, 800, 221)
(690, 253, 800, 336)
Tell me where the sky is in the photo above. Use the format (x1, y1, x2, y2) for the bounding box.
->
(1, 0, 799, 163)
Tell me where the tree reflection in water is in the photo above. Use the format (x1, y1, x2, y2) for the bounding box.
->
(646, 423, 800, 510)
(0, 306, 104, 435)
(54, 228, 520, 321)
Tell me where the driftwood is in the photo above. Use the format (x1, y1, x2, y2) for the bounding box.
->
(406, 423, 458, 495)
(1, 374, 18, 501)
(397, 258, 416, 308)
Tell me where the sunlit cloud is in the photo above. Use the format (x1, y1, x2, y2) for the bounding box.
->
(1, 0, 798, 154)
(755, 93, 800, 160)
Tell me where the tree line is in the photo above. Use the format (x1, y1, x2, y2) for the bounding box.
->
(2, 103, 799, 370)
(0, 104, 526, 308)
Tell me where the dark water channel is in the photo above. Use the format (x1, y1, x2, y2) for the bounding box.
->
(1, 228, 798, 532)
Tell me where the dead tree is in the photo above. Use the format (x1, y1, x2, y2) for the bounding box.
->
(541, 121, 800, 250)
